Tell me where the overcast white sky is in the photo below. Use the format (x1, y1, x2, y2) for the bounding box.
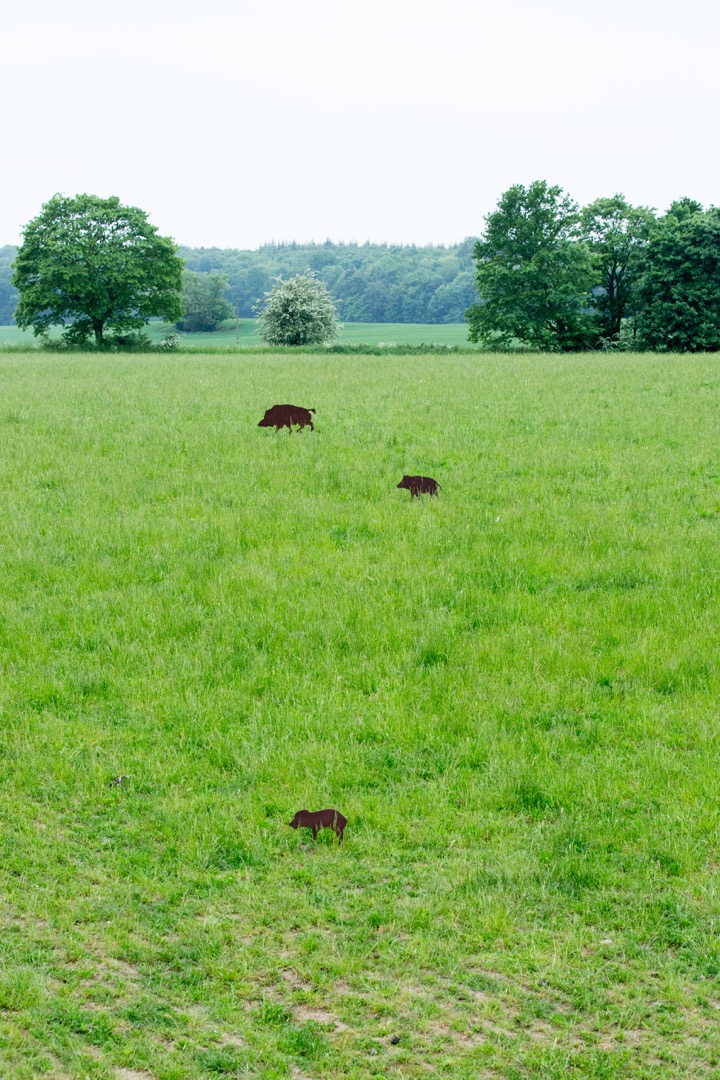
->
(2, 0, 718, 249)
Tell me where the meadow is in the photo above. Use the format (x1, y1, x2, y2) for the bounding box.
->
(0, 321, 476, 350)
(1, 351, 720, 1078)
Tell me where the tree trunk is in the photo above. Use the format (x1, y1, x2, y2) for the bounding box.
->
(93, 319, 104, 347)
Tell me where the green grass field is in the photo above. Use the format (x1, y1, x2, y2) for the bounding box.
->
(0, 320, 475, 349)
(2, 352, 720, 1078)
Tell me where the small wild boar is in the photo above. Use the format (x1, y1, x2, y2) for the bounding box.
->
(397, 474, 441, 498)
(288, 808, 347, 843)
(258, 403, 316, 432)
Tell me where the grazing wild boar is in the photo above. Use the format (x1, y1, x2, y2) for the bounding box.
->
(397, 474, 441, 498)
(288, 808, 347, 843)
(258, 403, 316, 432)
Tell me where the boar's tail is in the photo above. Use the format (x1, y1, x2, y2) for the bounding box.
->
(309, 408, 316, 414)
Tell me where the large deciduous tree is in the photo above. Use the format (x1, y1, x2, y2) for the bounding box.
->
(635, 202, 720, 352)
(465, 181, 595, 351)
(12, 194, 184, 347)
(580, 195, 655, 343)
(256, 270, 340, 346)
(176, 270, 233, 332)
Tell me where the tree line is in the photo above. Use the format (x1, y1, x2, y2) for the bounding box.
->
(0, 238, 478, 327)
(467, 182, 720, 351)
(6, 187, 720, 351)
(0, 246, 17, 324)
(180, 240, 477, 324)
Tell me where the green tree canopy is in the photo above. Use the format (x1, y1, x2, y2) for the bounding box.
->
(636, 203, 720, 352)
(665, 197, 704, 223)
(580, 195, 655, 342)
(256, 270, 341, 346)
(179, 241, 477, 324)
(176, 270, 233, 332)
(465, 181, 595, 351)
(12, 194, 184, 347)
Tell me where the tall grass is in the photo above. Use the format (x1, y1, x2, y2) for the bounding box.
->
(1, 352, 720, 1077)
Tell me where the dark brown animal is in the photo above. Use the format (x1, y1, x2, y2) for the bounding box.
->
(288, 808, 347, 843)
(258, 404, 316, 432)
(397, 474, 441, 497)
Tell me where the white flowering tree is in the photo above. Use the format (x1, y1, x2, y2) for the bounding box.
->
(256, 270, 341, 346)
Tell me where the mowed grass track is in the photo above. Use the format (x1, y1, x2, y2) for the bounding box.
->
(1, 353, 720, 1078)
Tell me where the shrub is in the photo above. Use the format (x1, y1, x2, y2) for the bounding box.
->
(255, 270, 341, 346)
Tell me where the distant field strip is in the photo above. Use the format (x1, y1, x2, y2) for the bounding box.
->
(0, 319, 476, 348)
(1, 353, 720, 1077)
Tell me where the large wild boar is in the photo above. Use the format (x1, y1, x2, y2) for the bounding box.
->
(397, 474, 441, 498)
(258, 404, 316, 432)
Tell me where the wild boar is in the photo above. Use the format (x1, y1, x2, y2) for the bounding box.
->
(288, 808, 347, 843)
(397, 474, 441, 497)
(258, 404, 316, 432)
